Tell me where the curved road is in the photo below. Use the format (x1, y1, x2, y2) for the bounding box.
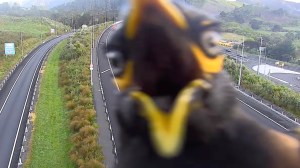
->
(94, 25, 300, 168)
(225, 49, 300, 92)
(0, 34, 70, 168)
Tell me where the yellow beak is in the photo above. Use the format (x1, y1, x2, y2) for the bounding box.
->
(131, 80, 211, 158)
(115, 61, 134, 91)
(126, 0, 188, 39)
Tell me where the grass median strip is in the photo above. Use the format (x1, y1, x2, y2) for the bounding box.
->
(25, 40, 75, 168)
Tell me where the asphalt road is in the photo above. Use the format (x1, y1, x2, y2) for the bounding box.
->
(94, 24, 299, 168)
(93, 26, 118, 168)
(0, 34, 70, 168)
(225, 49, 300, 92)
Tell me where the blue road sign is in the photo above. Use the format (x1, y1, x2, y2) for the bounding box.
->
(5, 43, 15, 55)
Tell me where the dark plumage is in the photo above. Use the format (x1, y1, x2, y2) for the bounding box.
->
(115, 72, 300, 168)
(106, 0, 300, 168)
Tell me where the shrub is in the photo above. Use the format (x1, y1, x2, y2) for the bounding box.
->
(66, 100, 76, 110)
(80, 85, 91, 96)
(83, 159, 105, 168)
(59, 28, 105, 167)
(70, 119, 91, 132)
(224, 58, 300, 117)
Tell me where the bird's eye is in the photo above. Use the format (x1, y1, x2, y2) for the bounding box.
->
(200, 31, 222, 57)
(106, 51, 125, 76)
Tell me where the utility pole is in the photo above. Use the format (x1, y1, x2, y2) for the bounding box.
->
(90, 29, 93, 86)
(55, 20, 57, 36)
(238, 37, 245, 89)
(20, 32, 23, 56)
(263, 46, 267, 75)
(257, 36, 263, 74)
(92, 15, 95, 48)
(105, 0, 107, 28)
(236, 43, 239, 63)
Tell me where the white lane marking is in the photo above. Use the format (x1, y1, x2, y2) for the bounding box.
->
(237, 98, 288, 131)
(95, 22, 122, 160)
(101, 69, 110, 74)
(7, 45, 54, 168)
(105, 29, 120, 91)
(253, 64, 300, 75)
(268, 75, 289, 84)
(0, 46, 44, 115)
(236, 89, 300, 126)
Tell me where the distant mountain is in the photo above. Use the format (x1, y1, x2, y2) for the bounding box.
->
(238, 0, 300, 11)
(52, 0, 123, 12)
(21, 0, 74, 8)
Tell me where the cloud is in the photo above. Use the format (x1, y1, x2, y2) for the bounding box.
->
(285, 0, 300, 3)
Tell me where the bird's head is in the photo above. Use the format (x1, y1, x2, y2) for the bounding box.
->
(107, 0, 224, 95)
(107, 0, 225, 159)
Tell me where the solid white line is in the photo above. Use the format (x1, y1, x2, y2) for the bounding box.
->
(268, 75, 289, 84)
(95, 22, 122, 159)
(7, 45, 54, 168)
(237, 98, 288, 131)
(0, 46, 44, 115)
(101, 69, 110, 74)
(236, 89, 300, 126)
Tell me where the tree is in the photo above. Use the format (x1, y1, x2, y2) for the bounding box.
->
(234, 14, 245, 24)
(268, 40, 296, 61)
(250, 19, 262, 30)
(285, 32, 295, 41)
(220, 11, 227, 18)
(296, 32, 300, 40)
(0, 2, 11, 13)
(272, 24, 283, 32)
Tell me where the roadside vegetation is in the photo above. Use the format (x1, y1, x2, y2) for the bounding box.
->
(0, 15, 70, 81)
(224, 58, 300, 117)
(26, 23, 107, 167)
(25, 40, 74, 168)
(58, 25, 107, 167)
(220, 5, 300, 64)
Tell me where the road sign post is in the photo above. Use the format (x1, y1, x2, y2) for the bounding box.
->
(238, 37, 245, 89)
(5, 43, 16, 57)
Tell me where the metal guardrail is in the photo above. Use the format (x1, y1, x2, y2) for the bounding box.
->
(235, 86, 300, 127)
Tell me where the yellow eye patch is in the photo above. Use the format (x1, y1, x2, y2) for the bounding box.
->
(190, 43, 224, 74)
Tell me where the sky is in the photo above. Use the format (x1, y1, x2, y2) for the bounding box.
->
(0, 0, 23, 4)
(286, 0, 300, 2)
(1, 0, 300, 5)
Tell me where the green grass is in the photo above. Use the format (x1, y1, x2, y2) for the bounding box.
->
(0, 15, 69, 37)
(0, 15, 70, 82)
(284, 26, 300, 32)
(0, 38, 40, 80)
(222, 32, 245, 41)
(25, 40, 75, 168)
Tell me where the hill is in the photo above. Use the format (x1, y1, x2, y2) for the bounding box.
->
(0, 15, 69, 36)
(237, 0, 300, 14)
(0, 15, 70, 80)
(179, 0, 243, 16)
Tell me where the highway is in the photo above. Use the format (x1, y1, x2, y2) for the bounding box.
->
(94, 24, 300, 168)
(225, 49, 300, 92)
(0, 34, 70, 168)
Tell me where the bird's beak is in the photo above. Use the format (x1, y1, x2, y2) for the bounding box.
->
(125, 0, 188, 39)
(131, 80, 211, 158)
(115, 61, 134, 91)
(190, 43, 224, 74)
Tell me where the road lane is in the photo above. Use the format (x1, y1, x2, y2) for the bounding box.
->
(0, 34, 70, 168)
(224, 49, 300, 92)
(93, 27, 118, 168)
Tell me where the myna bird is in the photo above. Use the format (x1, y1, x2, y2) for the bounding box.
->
(106, 0, 300, 168)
